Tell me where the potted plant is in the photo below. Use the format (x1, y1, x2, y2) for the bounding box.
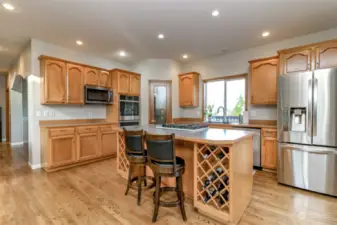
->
(205, 104, 214, 122)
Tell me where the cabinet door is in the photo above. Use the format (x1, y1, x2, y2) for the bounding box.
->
(77, 133, 99, 161)
(84, 67, 99, 86)
(100, 131, 117, 156)
(129, 74, 141, 96)
(118, 72, 130, 94)
(262, 137, 277, 170)
(250, 58, 278, 104)
(179, 75, 193, 107)
(99, 70, 112, 88)
(280, 50, 311, 74)
(49, 135, 76, 168)
(67, 63, 84, 104)
(315, 41, 337, 69)
(44, 60, 66, 104)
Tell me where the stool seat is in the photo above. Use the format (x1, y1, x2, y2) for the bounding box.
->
(153, 156, 184, 167)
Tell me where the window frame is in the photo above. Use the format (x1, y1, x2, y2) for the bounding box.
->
(202, 73, 248, 121)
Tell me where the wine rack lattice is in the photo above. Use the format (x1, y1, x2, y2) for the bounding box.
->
(117, 132, 129, 177)
(196, 143, 230, 213)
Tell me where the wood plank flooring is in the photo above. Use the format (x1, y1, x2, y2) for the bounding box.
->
(1, 144, 337, 225)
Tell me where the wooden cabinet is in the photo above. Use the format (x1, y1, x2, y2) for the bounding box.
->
(77, 126, 99, 161)
(100, 126, 117, 156)
(99, 70, 112, 88)
(40, 59, 67, 104)
(261, 128, 277, 170)
(67, 63, 84, 104)
(41, 123, 117, 172)
(48, 131, 76, 168)
(279, 49, 311, 75)
(84, 67, 99, 86)
(111, 69, 141, 96)
(249, 56, 278, 105)
(118, 71, 130, 94)
(315, 41, 337, 69)
(129, 74, 141, 96)
(179, 72, 199, 107)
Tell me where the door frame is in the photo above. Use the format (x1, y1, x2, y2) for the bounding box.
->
(148, 80, 172, 124)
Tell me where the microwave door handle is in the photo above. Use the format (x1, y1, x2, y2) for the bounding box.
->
(108, 92, 112, 102)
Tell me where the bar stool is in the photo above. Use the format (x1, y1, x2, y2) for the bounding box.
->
(124, 128, 155, 206)
(145, 132, 187, 223)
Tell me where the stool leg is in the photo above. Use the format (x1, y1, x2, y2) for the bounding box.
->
(152, 175, 161, 223)
(137, 176, 142, 206)
(144, 164, 147, 187)
(125, 165, 132, 196)
(177, 176, 187, 221)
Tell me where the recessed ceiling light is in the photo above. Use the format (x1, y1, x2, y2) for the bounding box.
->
(182, 54, 188, 59)
(76, 40, 83, 45)
(2, 3, 14, 11)
(119, 51, 127, 57)
(158, 34, 165, 39)
(261, 31, 270, 37)
(212, 10, 219, 17)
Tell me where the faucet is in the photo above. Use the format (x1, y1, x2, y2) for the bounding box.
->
(217, 106, 226, 122)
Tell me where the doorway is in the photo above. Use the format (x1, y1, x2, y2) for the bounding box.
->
(148, 80, 172, 124)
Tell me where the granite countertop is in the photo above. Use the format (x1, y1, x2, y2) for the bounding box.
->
(40, 121, 116, 128)
(207, 122, 277, 129)
(119, 125, 253, 145)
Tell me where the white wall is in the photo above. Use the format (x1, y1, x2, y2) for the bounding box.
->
(131, 59, 181, 125)
(181, 27, 337, 120)
(27, 39, 129, 167)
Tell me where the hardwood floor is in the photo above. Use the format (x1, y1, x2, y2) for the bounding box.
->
(1, 144, 337, 225)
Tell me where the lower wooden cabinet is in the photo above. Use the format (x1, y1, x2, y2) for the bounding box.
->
(101, 131, 117, 156)
(261, 128, 277, 170)
(49, 134, 76, 168)
(41, 123, 118, 171)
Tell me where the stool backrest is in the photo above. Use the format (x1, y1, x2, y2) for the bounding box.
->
(123, 128, 145, 156)
(145, 132, 177, 173)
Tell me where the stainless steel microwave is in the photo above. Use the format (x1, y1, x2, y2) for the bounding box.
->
(84, 85, 113, 105)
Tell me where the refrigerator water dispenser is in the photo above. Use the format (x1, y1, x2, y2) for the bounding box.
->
(290, 108, 306, 132)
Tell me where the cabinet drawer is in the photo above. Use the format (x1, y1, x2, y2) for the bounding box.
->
(99, 125, 113, 132)
(77, 126, 98, 134)
(49, 127, 75, 137)
(262, 129, 277, 138)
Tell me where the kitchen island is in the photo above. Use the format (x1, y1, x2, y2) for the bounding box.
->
(116, 125, 253, 224)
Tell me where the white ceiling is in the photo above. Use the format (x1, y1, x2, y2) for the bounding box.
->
(1, 0, 337, 69)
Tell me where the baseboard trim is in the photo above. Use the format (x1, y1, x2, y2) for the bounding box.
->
(11, 142, 24, 146)
(29, 162, 42, 170)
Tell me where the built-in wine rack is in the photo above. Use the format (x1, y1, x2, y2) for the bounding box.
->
(195, 143, 230, 214)
(117, 132, 129, 178)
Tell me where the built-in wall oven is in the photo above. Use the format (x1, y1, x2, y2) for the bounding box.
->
(119, 95, 140, 126)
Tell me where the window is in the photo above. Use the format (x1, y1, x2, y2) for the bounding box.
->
(204, 75, 247, 122)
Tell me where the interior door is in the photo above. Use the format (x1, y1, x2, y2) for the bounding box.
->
(313, 68, 337, 147)
(278, 71, 313, 145)
(149, 81, 172, 124)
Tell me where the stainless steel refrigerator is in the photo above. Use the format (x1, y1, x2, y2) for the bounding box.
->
(278, 68, 337, 196)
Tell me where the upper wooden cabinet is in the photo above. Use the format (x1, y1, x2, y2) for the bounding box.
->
(84, 67, 99, 86)
(249, 56, 278, 105)
(99, 70, 112, 88)
(111, 69, 141, 96)
(67, 63, 84, 104)
(315, 41, 337, 69)
(279, 49, 311, 75)
(40, 59, 67, 104)
(129, 74, 141, 96)
(179, 72, 199, 107)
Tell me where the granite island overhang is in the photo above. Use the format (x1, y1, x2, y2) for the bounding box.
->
(115, 125, 254, 225)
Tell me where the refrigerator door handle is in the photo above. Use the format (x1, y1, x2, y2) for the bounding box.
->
(307, 79, 312, 137)
(313, 78, 318, 136)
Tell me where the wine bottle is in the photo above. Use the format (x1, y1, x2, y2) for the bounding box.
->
(222, 175, 229, 186)
(204, 193, 211, 203)
(215, 167, 223, 175)
(208, 187, 217, 196)
(219, 190, 229, 205)
(203, 179, 211, 189)
(202, 150, 211, 159)
(217, 152, 225, 160)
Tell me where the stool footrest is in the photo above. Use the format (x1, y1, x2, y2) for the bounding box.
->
(152, 187, 185, 207)
(129, 176, 155, 190)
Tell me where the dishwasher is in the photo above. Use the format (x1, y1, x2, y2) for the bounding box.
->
(232, 126, 261, 169)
